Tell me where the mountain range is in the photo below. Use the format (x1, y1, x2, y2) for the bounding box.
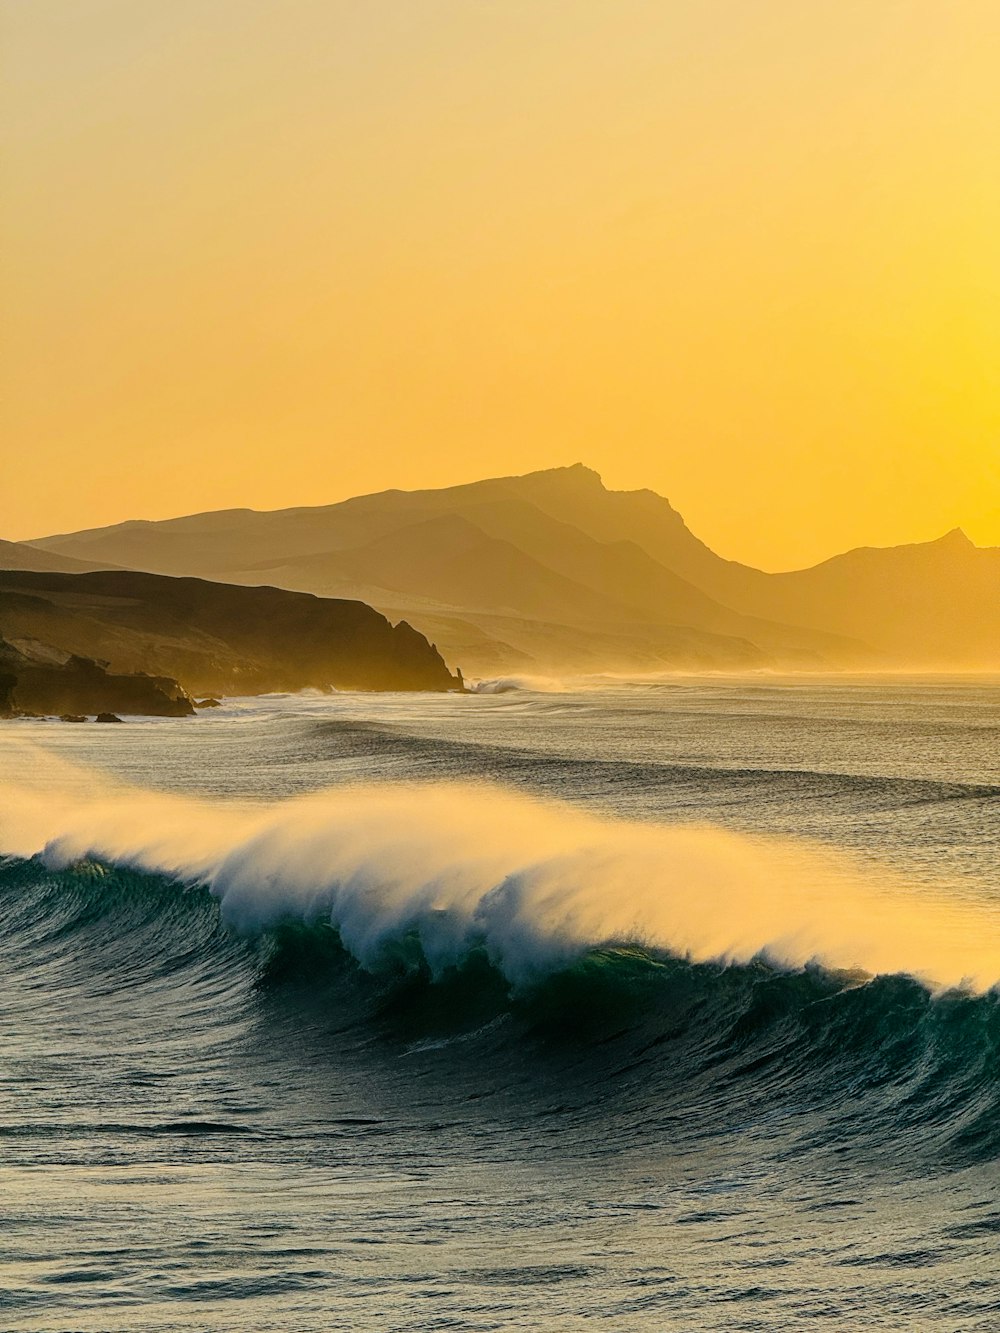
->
(8, 466, 998, 675)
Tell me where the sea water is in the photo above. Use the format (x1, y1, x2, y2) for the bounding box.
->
(1, 676, 998, 1330)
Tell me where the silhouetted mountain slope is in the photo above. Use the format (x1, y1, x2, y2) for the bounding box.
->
(502, 470, 999, 666)
(248, 499, 856, 665)
(0, 537, 122, 574)
(734, 530, 1000, 665)
(255, 512, 642, 624)
(29, 466, 997, 673)
(0, 570, 461, 697)
(30, 486, 786, 671)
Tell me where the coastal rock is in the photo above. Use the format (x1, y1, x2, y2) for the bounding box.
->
(0, 634, 194, 719)
(95, 712, 123, 724)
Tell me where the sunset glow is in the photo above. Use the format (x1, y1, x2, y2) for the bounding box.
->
(3, 1, 998, 566)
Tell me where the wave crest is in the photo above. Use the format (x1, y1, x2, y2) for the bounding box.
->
(1, 748, 998, 992)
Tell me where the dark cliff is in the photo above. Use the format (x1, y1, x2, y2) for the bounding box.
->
(0, 570, 462, 705)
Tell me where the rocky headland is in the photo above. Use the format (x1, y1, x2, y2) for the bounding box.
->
(0, 569, 462, 718)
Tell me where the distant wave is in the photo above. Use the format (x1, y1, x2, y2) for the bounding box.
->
(470, 675, 571, 694)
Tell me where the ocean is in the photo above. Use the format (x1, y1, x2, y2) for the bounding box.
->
(1, 675, 998, 1331)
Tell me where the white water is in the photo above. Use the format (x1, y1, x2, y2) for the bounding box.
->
(2, 743, 997, 991)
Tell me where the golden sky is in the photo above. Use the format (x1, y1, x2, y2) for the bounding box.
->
(2, 0, 998, 569)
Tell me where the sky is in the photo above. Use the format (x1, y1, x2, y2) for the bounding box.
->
(2, 0, 998, 570)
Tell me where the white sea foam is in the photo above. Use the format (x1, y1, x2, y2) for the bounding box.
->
(1, 743, 997, 991)
(470, 675, 570, 694)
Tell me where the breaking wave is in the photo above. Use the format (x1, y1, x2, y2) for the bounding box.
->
(470, 675, 570, 694)
(2, 750, 998, 993)
(2, 749, 1000, 1167)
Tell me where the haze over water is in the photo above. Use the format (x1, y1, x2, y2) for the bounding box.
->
(2, 676, 998, 1330)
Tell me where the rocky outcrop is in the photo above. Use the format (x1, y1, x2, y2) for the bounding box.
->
(0, 670, 16, 718)
(0, 638, 194, 718)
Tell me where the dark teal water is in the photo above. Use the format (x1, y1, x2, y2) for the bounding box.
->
(1, 676, 998, 1330)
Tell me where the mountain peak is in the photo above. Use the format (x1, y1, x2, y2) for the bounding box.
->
(519, 463, 605, 488)
(937, 526, 973, 549)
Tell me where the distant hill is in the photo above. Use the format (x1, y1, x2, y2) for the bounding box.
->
(484, 469, 1000, 669)
(25, 466, 999, 674)
(0, 570, 461, 701)
(0, 537, 121, 574)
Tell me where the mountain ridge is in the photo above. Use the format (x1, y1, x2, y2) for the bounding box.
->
(15, 466, 998, 674)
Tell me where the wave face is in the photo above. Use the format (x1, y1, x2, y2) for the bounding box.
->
(3, 766, 1000, 1166)
(2, 681, 999, 1331)
(4, 764, 999, 992)
(3, 821, 1000, 1168)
